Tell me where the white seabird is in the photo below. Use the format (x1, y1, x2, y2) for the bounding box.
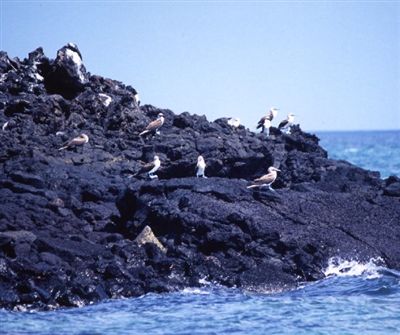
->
(143, 155, 161, 179)
(134, 93, 140, 106)
(278, 113, 295, 134)
(139, 113, 164, 136)
(58, 133, 89, 151)
(247, 166, 281, 191)
(227, 117, 241, 128)
(257, 107, 279, 136)
(196, 155, 207, 178)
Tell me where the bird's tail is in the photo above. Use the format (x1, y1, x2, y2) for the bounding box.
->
(58, 145, 68, 151)
(247, 184, 258, 189)
(139, 130, 149, 136)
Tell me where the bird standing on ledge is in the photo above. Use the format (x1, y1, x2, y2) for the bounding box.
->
(247, 166, 281, 192)
(58, 133, 89, 151)
(278, 113, 295, 134)
(227, 117, 241, 128)
(139, 113, 164, 137)
(196, 155, 207, 178)
(257, 107, 279, 136)
(142, 155, 161, 179)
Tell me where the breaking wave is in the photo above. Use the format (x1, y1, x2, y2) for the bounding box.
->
(324, 257, 386, 279)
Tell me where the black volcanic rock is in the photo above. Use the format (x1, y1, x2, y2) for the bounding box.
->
(0, 44, 399, 310)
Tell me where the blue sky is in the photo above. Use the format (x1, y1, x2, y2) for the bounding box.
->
(1, 1, 399, 131)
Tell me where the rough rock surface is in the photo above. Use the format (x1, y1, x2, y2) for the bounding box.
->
(0, 44, 399, 310)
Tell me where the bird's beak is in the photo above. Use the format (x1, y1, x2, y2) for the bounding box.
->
(276, 169, 281, 171)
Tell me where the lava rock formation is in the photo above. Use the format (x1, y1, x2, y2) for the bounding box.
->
(0, 44, 399, 310)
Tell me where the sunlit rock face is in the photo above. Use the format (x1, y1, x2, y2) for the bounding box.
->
(0, 44, 399, 311)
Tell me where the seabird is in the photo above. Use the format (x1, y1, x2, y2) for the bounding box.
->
(278, 113, 295, 134)
(257, 107, 279, 135)
(134, 93, 141, 106)
(196, 155, 207, 178)
(58, 133, 89, 151)
(141, 155, 161, 179)
(139, 113, 164, 136)
(247, 166, 281, 191)
(227, 117, 241, 128)
(2, 121, 9, 131)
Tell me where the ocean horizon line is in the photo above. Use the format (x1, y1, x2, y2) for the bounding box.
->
(312, 128, 400, 134)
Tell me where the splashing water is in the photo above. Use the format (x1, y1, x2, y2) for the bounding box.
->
(1, 263, 399, 335)
(324, 257, 385, 279)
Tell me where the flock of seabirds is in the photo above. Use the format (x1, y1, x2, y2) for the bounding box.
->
(49, 106, 295, 192)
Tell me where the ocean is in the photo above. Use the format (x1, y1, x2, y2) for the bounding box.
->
(1, 130, 399, 334)
(317, 130, 400, 179)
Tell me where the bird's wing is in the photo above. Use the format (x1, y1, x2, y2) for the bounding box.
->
(278, 120, 288, 129)
(253, 172, 275, 184)
(145, 118, 162, 131)
(70, 137, 83, 146)
(267, 111, 274, 121)
(141, 161, 155, 172)
(256, 116, 266, 128)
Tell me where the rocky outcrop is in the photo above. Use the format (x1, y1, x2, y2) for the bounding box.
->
(0, 44, 399, 310)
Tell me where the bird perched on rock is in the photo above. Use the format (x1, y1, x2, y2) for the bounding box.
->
(257, 107, 279, 136)
(58, 133, 89, 151)
(134, 93, 140, 106)
(139, 113, 164, 137)
(196, 155, 207, 178)
(227, 117, 241, 128)
(247, 166, 280, 191)
(141, 155, 161, 179)
(278, 113, 295, 134)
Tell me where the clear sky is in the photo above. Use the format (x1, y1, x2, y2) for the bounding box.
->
(1, 0, 399, 131)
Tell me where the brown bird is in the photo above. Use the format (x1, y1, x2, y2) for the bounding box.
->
(127, 155, 161, 179)
(247, 166, 281, 191)
(139, 113, 164, 136)
(257, 107, 279, 135)
(278, 113, 295, 134)
(58, 133, 89, 150)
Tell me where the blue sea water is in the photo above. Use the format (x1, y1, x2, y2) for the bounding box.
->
(1, 131, 400, 334)
(317, 130, 400, 178)
(1, 263, 399, 335)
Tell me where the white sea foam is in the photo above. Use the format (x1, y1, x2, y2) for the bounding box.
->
(344, 147, 359, 153)
(324, 257, 384, 279)
(182, 288, 210, 295)
(198, 276, 211, 285)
